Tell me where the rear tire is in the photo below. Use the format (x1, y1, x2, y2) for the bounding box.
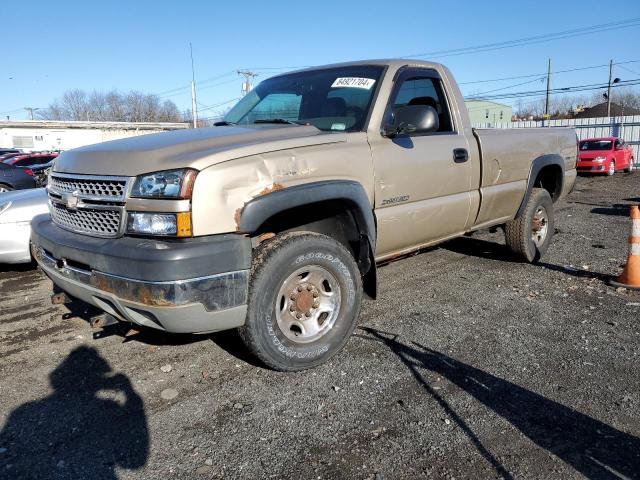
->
(239, 232, 362, 371)
(607, 160, 615, 176)
(505, 188, 555, 263)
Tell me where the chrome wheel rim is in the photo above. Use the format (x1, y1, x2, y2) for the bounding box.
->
(608, 161, 615, 175)
(0, 186, 9, 193)
(531, 206, 549, 247)
(275, 265, 341, 344)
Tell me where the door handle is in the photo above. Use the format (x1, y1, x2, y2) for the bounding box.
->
(453, 148, 469, 163)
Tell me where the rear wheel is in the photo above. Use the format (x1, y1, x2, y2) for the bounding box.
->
(0, 183, 13, 193)
(607, 160, 616, 176)
(505, 188, 555, 263)
(239, 232, 362, 371)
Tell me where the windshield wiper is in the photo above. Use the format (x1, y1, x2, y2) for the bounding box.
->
(213, 120, 237, 126)
(253, 118, 301, 125)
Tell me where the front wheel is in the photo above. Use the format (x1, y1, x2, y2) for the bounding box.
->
(624, 159, 633, 173)
(607, 160, 616, 176)
(505, 188, 555, 263)
(239, 232, 362, 371)
(0, 183, 13, 193)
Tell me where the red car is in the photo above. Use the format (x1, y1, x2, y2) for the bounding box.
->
(577, 137, 634, 176)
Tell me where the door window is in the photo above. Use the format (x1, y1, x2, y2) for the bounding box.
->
(390, 76, 453, 133)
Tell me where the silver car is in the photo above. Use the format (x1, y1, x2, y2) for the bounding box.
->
(0, 188, 48, 263)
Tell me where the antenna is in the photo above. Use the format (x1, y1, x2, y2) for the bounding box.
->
(190, 43, 198, 128)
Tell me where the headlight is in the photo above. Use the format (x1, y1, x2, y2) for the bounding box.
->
(131, 168, 198, 199)
(593, 156, 606, 162)
(127, 212, 192, 237)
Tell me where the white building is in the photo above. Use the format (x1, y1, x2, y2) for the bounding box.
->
(0, 120, 188, 153)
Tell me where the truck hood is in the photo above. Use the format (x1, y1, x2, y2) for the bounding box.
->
(53, 125, 346, 176)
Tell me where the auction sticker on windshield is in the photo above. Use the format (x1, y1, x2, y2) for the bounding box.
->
(331, 77, 376, 89)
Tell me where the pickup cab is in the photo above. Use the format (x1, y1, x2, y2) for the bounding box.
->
(31, 59, 577, 370)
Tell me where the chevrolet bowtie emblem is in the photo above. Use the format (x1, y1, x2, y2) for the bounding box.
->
(63, 190, 80, 210)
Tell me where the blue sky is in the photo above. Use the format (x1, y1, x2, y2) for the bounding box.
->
(2, 0, 640, 120)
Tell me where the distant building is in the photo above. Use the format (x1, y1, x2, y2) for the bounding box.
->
(0, 120, 188, 152)
(465, 100, 513, 125)
(573, 102, 640, 119)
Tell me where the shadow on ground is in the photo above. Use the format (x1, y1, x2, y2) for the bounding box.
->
(0, 346, 149, 479)
(358, 327, 640, 480)
(61, 300, 264, 368)
(442, 236, 614, 282)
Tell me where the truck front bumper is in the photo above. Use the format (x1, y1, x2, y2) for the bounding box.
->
(31, 215, 251, 334)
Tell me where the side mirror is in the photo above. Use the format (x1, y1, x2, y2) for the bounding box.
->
(383, 105, 439, 138)
(615, 144, 623, 150)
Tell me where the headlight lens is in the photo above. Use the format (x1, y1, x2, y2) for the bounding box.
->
(594, 156, 606, 162)
(127, 212, 192, 237)
(131, 169, 197, 199)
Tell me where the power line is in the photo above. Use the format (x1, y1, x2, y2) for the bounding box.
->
(465, 76, 546, 98)
(466, 78, 640, 102)
(404, 18, 640, 59)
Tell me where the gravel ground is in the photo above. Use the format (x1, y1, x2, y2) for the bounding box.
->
(0, 173, 639, 480)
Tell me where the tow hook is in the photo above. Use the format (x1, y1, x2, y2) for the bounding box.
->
(51, 292, 71, 305)
(90, 313, 119, 329)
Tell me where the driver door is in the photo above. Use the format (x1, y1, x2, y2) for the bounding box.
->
(368, 68, 474, 259)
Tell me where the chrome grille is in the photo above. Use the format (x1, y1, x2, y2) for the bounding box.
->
(50, 174, 128, 200)
(50, 202, 122, 237)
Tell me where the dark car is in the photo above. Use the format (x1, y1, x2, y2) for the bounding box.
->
(0, 148, 22, 156)
(0, 152, 24, 162)
(3, 153, 59, 168)
(0, 163, 37, 192)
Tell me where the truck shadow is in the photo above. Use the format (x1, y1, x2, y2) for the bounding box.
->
(0, 346, 149, 479)
(441, 236, 613, 282)
(357, 327, 640, 479)
(60, 300, 264, 368)
(590, 205, 632, 216)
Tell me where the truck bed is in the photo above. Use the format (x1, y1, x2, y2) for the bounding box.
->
(472, 127, 577, 227)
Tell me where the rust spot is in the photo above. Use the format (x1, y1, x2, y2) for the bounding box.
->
(234, 207, 243, 231)
(256, 232, 276, 245)
(257, 182, 285, 196)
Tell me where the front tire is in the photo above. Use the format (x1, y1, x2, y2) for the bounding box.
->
(239, 232, 362, 371)
(607, 160, 615, 176)
(0, 183, 13, 193)
(505, 188, 555, 263)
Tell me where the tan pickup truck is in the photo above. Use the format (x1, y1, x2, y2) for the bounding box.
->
(32, 59, 577, 370)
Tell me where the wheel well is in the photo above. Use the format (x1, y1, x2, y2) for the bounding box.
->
(251, 199, 377, 299)
(534, 165, 562, 201)
(253, 200, 361, 255)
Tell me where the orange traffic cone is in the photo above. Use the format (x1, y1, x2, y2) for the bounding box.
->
(610, 205, 640, 290)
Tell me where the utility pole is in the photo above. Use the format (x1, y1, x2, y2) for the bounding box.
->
(237, 71, 258, 96)
(190, 43, 198, 128)
(544, 58, 551, 127)
(606, 59, 613, 118)
(24, 107, 39, 120)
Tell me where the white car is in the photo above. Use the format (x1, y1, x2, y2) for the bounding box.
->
(0, 188, 48, 263)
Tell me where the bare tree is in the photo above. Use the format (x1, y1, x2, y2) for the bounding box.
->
(38, 89, 183, 123)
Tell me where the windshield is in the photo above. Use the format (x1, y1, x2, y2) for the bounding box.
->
(224, 66, 384, 132)
(580, 140, 612, 151)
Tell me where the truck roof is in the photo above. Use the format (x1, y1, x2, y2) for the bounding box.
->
(270, 59, 444, 78)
